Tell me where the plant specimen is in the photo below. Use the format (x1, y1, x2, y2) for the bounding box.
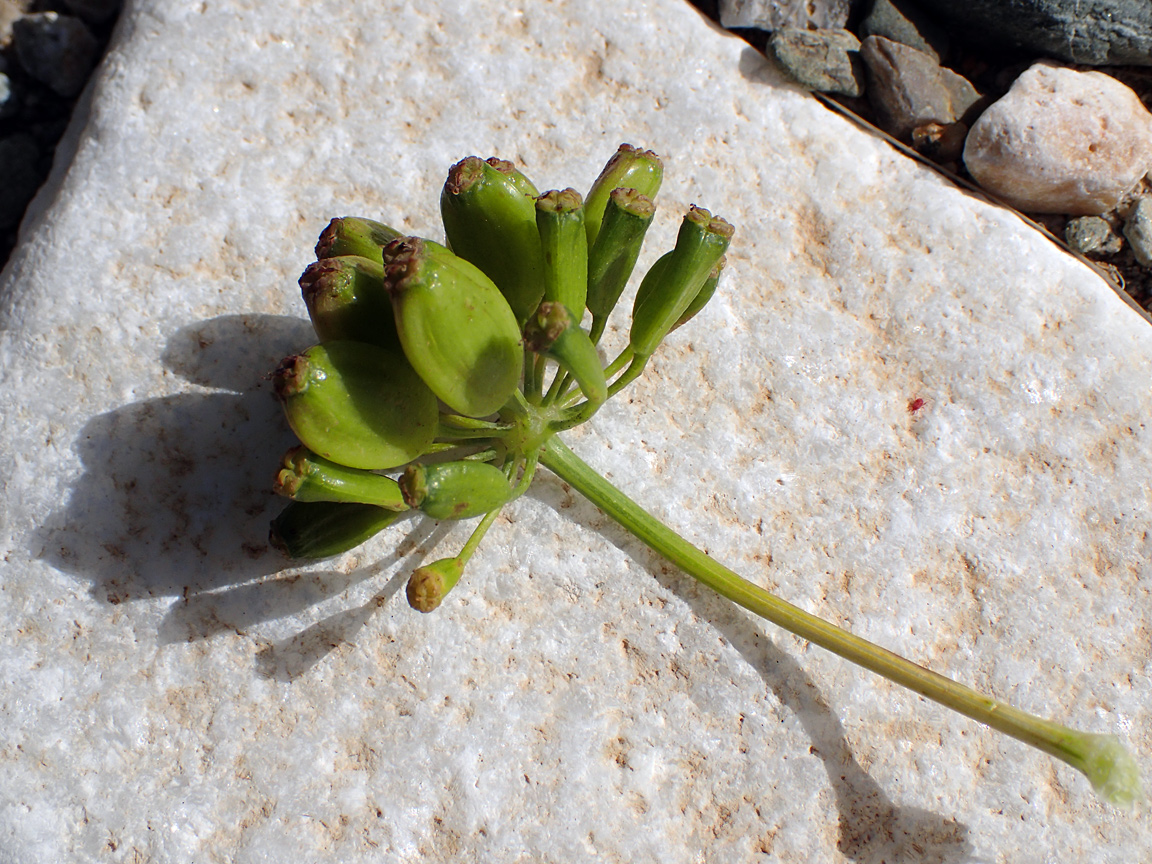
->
(269, 145, 1140, 806)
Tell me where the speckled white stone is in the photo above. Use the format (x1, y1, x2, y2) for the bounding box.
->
(1, 0, 1151, 861)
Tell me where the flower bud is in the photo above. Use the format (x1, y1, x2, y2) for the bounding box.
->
(586, 187, 655, 325)
(299, 255, 400, 351)
(524, 302, 607, 406)
(440, 156, 545, 323)
(536, 188, 588, 318)
(584, 144, 663, 247)
(274, 446, 408, 509)
(383, 236, 523, 418)
(406, 556, 466, 612)
(315, 216, 402, 264)
(629, 206, 733, 358)
(273, 341, 438, 470)
(400, 460, 513, 520)
(269, 501, 401, 559)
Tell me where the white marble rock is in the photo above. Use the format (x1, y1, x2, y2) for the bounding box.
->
(0, 0, 1151, 862)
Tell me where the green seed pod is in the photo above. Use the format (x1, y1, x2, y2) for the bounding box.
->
(315, 217, 402, 264)
(672, 255, 726, 332)
(299, 255, 400, 351)
(274, 445, 408, 509)
(486, 157, 539, 199)
(269, 500, 401, 559)
(383, 236, 523, 418)
(584, 144, 663, 248)
(630, 207, 733, 359)
(440, 156, 546, 323)
(524, 302, 607, 407)
(536, 188, 588, 317)
(586, 187, 656, 325)
(400, 460, 513, 520)
(273, 341, 438, 470)
(406, 556, 466, 612)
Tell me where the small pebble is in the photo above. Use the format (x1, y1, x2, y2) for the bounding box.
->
(766, 27, 864, 97)
(1123, 198, 1152, 267)
(860, 35, 982, 140)
(1066, 216, 1123, 256)
(860, 0, 950, 63)
(719, 0, 851, 30)
(0, 134, 44, 230)
(0, 72, 16, 120)
(911, 121, 967, 163)
(12, 12, 99, 98)
(963, 63, 1152, 215)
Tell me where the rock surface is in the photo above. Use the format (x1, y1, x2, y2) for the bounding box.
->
(1124, 197, 1152, 266)
(11, 11, 97, 98)
(860, 0, 950, 63)
(860, 35, 982, 140)
(1066, 215, 1124, 256)
(719, 0, 851, 31)
(914, 0, 1152, 66)
(766, 27, 864, 97)
(964, 62, 1152, 215)
(1, 1, 1152, 862)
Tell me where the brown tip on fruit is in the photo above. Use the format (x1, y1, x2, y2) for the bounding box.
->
(446, 157, 484, 196)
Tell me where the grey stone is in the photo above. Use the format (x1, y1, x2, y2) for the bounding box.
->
(1123, 197, 1152, 266)
(12, 11, 98, 98)
(964, 63, 1152, 215)
(860, 0, 950, 63)
(859, 35, 983, 140)
(0, 72, 15, 120)
(719, 0, 851, 31)
(914, 0, 1152, 66)
(766, 27, 865, 97)
(61, 0, 122, 24)
(0, 133, 42, 229)
(1066, 216, 1124, 255)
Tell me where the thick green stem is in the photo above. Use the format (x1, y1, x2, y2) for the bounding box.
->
(540, 436, 1140, 806)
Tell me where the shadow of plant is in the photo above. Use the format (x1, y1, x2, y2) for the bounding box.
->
(33, 313, 439, 667)
(528, 468, 974, 864)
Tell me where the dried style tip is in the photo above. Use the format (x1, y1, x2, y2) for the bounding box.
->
(486, 157, 540, 198)
(584, 144, 663, 247)
(269, 501, 402, 560)
(299, 255, 399, 350)
(315, 216, 402, 263)
(406, 557, 466, 613)
(523, 301, 572, 354)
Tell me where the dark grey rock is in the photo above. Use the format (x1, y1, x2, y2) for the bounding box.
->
(0, 134, 44, 230)
(767, 27, 865, 97)
(860, 0, 950, 63)
(1066, 216, 1124, 255)
(914, 0, 1152, 66)
(12, 12, 98, 98)
(61, 0, 123, 24)
(1123, 198, 1152, 266)
(719, 0, 852, 31)
(860, 36, 983, 140)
